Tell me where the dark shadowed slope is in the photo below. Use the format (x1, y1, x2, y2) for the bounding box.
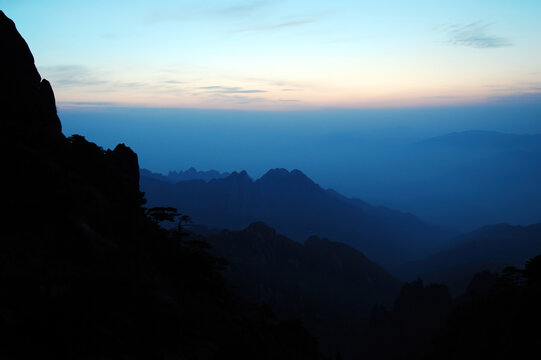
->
(0, 11, 322, 359)
(364, 255, 541, 359)
(363, 279, 453, 360)
(141, 168, 447, 266)
(196, 222, 401, 358)
(398, 222, 541, 294)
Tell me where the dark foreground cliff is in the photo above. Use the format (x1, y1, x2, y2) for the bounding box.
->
(0, 11, 321, 359)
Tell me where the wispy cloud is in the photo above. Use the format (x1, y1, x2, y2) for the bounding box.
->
(40, 65, 109, 87)
(485, 81, 541, 93)
(39, 65, 155, 93)
(164, 80, 184, 84)
(483, 81, 541, 105)
(199, 85, 267, 94)
(235, 19, 314, 32)
(438, 22, 513, 48)
(147, 1, 268, 25)
(204, 93, 267, 104)
(60, 101, 119, 107)
(210, 1, 267, 16)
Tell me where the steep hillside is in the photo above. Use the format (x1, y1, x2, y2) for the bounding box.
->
(197, 222, 401, 357)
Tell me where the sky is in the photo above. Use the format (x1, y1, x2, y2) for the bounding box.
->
(3, 0, 541, 110)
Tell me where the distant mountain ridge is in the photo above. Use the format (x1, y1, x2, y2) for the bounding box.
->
(141, 167, 230, 183)
(141, 167, 447, 266)
(398, 222, 541, 294)
(416, 130, 541, 150)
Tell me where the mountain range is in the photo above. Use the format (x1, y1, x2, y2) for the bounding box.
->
(5, 8, 541, 359)
(141, 167, 229, 183)
(354, 130, 541, 230)
(193, 221, 401, 357)
(398, 222, 541, 294)
(141, 168, 448, 266)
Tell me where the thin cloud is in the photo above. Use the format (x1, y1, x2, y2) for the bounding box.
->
(205, 92, 267, 104)
(40, 65, 108, 87)
(148, 1, 268, 25)
(164, 80, 184, 84)
(235, 19, 314, 32)
(210, 1, 267, 16)
(485, 81, 541, 93)
(60, 101, 119, 107)
(199, 86, 267, 94)
(483, 81, 541, 105)
(439, 22, 513, 48)
(40, 65, 153, 92)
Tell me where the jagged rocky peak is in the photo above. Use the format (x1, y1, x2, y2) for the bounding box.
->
(1, 10, 141, 198)
(228, 170, 252, 181)
(106, 143, 140, 190)
(259, 168, 315, 185)
(0, 10, 62, 140)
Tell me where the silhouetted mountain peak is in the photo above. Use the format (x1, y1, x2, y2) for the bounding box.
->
(258, 168, 317, 189)
(246, 221, 276, 235)
(141, 167, 230, 183)
(290, 168, 311, 179)
(261, 168, 290, 178)
(226, 170, 252, 183)
(106, 143, 140, 191)
(1, 10, 62, 139)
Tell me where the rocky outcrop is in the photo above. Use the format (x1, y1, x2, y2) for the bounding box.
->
(0, 10, 61, 140)
(0, 11, 322, 359)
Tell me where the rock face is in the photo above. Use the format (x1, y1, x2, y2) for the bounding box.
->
(0, 11, 322, 359)
(1, 9, 142, 225)
(0, 10, 61, 139)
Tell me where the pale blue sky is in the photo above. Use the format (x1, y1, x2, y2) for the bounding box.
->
(2, 0, 541, 109)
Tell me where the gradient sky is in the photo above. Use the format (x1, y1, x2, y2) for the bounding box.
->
(3, 0, 541, 109)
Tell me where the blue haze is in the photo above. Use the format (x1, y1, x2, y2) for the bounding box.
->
(60, 105, 541, 231)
